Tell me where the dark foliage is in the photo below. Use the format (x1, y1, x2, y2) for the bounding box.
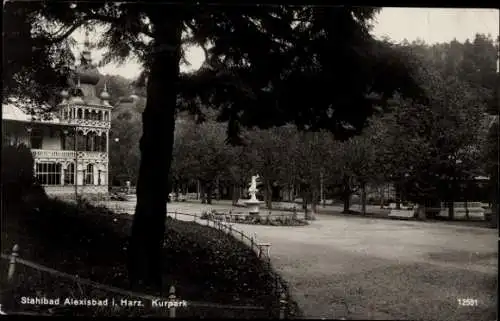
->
(3, 2, 75, 106)
(1, 144, 40, 206)
(2, 198, 300, 317)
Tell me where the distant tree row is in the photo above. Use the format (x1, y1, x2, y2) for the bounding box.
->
(165, 35, 497, 220)
(108, 34, 497, 221)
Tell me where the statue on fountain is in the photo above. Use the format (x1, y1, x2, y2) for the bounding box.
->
(248, 174, 260, 202)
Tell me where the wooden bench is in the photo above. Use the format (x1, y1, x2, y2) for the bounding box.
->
(438, 202, 486, 220)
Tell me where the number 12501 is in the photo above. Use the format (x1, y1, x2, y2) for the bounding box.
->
(457, 298, 479, 306)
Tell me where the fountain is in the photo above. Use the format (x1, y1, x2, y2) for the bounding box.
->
(244, 175, 263, 215)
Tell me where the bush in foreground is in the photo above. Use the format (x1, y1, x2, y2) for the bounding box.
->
(1, 144, 39, 206)
(1, 198, 301, 317)
(200, 209, 308, 226)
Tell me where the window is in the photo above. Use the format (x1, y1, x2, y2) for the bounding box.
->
(101, 133, 107, 152)
(3, 134, 15, 146)
(36, 162, 61, 185)
(77, 131, 85, 151)
(85, 164, 94, 185)
(63, 131, 75, 150)
(30, 128, 43, 149)
(86, 132, 95, 151)
(64, 163, 75, 185)
(77, 109, 82, 119)
(61, 132, 66, 148)
(95, 135, 101, 152)
(98, 170, 102, 185)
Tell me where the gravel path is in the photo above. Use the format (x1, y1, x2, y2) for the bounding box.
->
(103, 200, 498, 320)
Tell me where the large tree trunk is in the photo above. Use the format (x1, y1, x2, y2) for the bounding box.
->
(342, 176, 352, 213)
(265, 180, 273, 209)
(447, 180, 455, 220)
(395, 182, 401, 210)
(379, 185, 385, 209)
(174, 181, 179, 201)
(310, 187, 318, 219)
(415, 203, 426, 220)
(200, 182, 207, 204)
(343, 193, 351, 213)
(232, 184, 238, 206)
(361, 181, 367, 216)
(491, 175, 498, 227)
(448, 201, 455, 220)
(128, 13, 182, 292)
(215, 177, 220, 201)
(303, 195, 309, 219)
(301, 188, 307, 211)
(207, 183, 213, 205)
(492, 202, 498, 228)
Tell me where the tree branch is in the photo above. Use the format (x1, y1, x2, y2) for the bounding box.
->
(39, 12, 121, 45)
(44, 23, 83, 44)
(86, 13, 120, 25)
(184, 21, 209, 63)
(139, 23, 154, 38)
(86, 12, 153, 37)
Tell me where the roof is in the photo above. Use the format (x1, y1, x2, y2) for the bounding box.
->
(2, 102, 32, 122)
(2, 98, 61, 124)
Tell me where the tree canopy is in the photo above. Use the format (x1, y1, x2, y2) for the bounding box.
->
(4, 3, 422, 141)
(4, 3, 425, 289)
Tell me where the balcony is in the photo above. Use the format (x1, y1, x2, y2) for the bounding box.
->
(78, 151, 108, 161)
(63, 118, 111, 128)
(32, 150, 108, 162)
(32, 149, 76, 159)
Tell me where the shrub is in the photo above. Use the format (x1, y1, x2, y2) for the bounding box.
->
(200, 210, 210, 220)
(4, 197, 304, 317)
(110, 193, 128, 201)
(252, 216, 261, 224)
(21, 182, 49, 207)
(1, 144, 38, 205)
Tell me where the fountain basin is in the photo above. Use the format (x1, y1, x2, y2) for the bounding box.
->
(244, 199, 264, 215)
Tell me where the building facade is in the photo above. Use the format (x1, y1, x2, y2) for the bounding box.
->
(2, 43, 112, 197)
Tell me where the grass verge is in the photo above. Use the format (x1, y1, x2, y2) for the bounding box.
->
(1, 197, 301, 318)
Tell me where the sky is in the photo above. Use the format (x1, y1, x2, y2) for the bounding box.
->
(74, 7, 499, 80)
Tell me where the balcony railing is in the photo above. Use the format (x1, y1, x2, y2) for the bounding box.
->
(80, 151, 108, 161)
(31, 150, 108, 160)
(61, 119, 111, 128)
(32, 149, 76, 159)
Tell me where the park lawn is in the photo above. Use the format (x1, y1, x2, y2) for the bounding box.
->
(1, 197, 300, 318)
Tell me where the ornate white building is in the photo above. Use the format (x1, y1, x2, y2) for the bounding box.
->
(2, 41, 112, 197)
